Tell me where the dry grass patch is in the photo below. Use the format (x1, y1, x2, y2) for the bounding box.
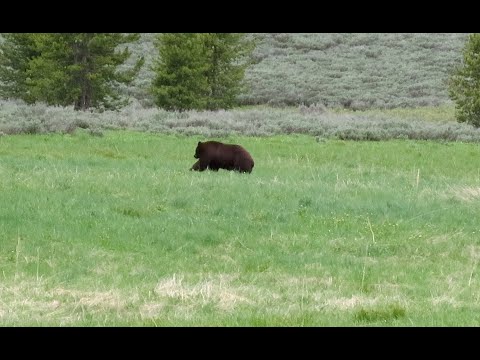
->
(430, 295, 462, 307)
(322, 295, 380, 310)
(154, 274, 252, 311)
(0, 280, 70, 322)
(54, 288, 127, 310)
(276, 274, 334, 288)
(321, 294, 409, 310)
(451, 186, 480, 202)
(0, 280, 130, 321)
(139, 302, 167, 318)
(426, 234, 451, 245)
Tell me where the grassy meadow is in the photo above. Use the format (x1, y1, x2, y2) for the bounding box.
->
(1, 130, 480, 326)
(0, 33, 478, 326)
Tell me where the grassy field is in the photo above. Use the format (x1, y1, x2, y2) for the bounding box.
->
(1, 130, 480, 326)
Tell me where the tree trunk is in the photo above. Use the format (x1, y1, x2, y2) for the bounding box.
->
(73, 36, 92, 111)
(74, 88, 91, 111)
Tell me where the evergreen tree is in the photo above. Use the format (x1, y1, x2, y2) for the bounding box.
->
(151, 33, 210, 111)
(448, 33, 480, 127)
(203, 33, 254, 110)
(151, 33, 254, 111)
(0, 33, 39, 102)
(0, 33, 144, 110)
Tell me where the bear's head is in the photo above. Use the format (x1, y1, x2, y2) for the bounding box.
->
(194, 141, 203, 159)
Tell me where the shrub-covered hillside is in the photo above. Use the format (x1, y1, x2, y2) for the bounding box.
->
(1, 33, 469, 109)
(243, 33, 468, 108)
(126, 33, 468, 109)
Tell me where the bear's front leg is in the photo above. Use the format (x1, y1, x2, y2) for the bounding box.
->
(192, 159, 209, 172)
(190, 160, 201, 171)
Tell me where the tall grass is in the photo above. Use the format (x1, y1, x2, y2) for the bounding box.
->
(1, 132, 480, 325)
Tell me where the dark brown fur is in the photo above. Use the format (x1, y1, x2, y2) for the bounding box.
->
(190, 141, 254, 173)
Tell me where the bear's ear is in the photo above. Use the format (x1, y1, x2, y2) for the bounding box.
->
(198, 141, 202, 145)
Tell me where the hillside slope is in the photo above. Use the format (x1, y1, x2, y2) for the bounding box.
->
(0, 33, 468, 109)
(128, 33, 467, 109)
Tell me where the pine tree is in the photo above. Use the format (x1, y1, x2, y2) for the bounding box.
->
(448, 33, 480, 127)
(203, 33, 254, 110)
(0, 33, 144, 110)
(151, 33, 210, 111)
(151, 33, 254, 111)
(0, 33, 39, 102)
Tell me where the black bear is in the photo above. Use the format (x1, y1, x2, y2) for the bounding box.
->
(190, 141, 254, 173)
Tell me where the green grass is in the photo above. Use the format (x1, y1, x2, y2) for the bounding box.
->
(331, 104, 457, 122)
(1, 130, 480, 326)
